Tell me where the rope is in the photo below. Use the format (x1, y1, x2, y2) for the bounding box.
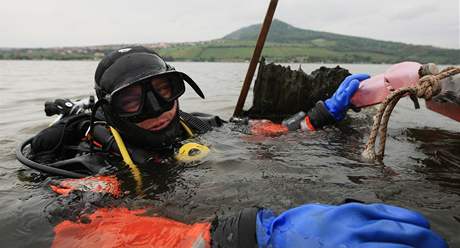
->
(362, 66, 460, 161)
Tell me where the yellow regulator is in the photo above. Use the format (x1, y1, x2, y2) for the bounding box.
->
(176, 142, 210, 162)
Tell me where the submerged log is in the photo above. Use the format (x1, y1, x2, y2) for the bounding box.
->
(245, 58, 351, 120)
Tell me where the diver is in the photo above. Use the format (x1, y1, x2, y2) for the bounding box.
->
(17, 46, 448, 247)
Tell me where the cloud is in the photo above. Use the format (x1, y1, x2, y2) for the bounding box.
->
(391, 3, 439, 21)
(0, 0, 458, 48)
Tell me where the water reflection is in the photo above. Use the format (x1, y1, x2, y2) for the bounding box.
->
(406, 128, 460, 195)
(2, 61, 460, 246)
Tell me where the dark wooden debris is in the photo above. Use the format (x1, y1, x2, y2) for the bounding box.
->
(244, 58, 351, 120)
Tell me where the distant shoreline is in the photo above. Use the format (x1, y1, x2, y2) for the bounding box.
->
(1, 19, 459, 64)
(2, 59, 458, 67)
(0, 58, 394, 65)
(1, 41, 458, 64)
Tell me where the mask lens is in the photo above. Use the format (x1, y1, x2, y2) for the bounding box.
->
(112, 84, 143, 114)
(150, 75, 185, 101)
(151, 77, 173, 100)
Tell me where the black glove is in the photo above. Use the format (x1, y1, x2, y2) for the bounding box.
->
(44, 99, 75, 116)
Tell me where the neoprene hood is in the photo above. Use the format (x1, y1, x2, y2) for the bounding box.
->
(94, 46, 204, 150)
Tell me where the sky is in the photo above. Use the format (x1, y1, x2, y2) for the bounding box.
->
(1, 0, 459, 49)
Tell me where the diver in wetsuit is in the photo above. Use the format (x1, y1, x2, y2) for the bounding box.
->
(22, 46, 447, 248)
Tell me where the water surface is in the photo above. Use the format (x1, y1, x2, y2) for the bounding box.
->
(1, 60, 459, 247)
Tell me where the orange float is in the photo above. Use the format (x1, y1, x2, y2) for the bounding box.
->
(249, 120, 289, 136)
(53, 208, 211, 248)
(49, 176, 121, 198)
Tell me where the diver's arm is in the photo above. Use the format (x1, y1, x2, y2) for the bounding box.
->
(30, 97, 94, 160)
(30, 115, 90, 161)
(254, 203, 447, 248)
(285, 74, 370, 131)
(179, 111, 224, 134)
(30, 120, 68, 156)
(212, 202, 447, 248)
(211, 208, 259, 247)
(50, 199, 447, 248)
(301, 100, 337, 130)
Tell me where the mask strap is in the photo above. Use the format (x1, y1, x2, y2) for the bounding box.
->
(180, 72, 205, 99)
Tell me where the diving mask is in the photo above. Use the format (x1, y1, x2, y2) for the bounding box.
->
(108, 73, 185, 123)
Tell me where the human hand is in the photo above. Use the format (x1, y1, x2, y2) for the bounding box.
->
(325, 74, 370, 121)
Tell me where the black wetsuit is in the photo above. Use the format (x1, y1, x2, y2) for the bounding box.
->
(26, 103, 338, 248)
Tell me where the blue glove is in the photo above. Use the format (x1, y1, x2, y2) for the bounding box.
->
(256, 203, 447, 248)
(325, 74, 370, 121)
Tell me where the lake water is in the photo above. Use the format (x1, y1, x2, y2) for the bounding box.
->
(1, 60, 460, 247)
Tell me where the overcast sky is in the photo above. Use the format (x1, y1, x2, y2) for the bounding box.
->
(1, 0, 459, 49)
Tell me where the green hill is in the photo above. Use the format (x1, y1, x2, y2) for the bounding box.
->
(1, 19, 459, 64)
(158, 19, 459, 64)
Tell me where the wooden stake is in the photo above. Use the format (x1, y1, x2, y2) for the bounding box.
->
(233, 0, 279, 117)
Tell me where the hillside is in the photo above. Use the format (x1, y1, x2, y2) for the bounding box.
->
(1, 19, 458, 64)
(158, 19, 459, 64)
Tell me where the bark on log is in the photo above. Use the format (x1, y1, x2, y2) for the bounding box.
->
(245, 58, 351, 120)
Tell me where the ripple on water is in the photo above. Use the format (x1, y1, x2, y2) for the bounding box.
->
(1, 61, 460, 247)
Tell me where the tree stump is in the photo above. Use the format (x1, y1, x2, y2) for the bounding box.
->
(245, 58, 351, 120)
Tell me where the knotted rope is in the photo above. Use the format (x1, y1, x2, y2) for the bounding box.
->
(362, 66, 460, 161)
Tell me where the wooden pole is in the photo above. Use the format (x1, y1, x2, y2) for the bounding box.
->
(233, 0, 278, 117)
